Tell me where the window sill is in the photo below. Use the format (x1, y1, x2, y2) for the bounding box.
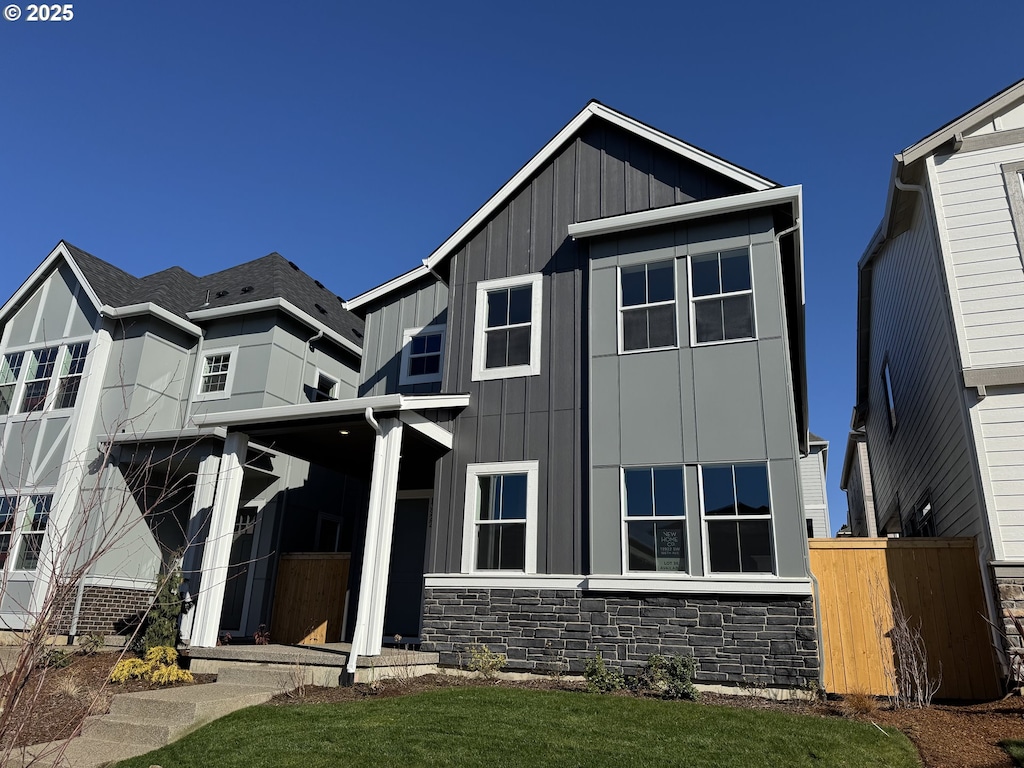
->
(618, 344, 679, 356)
(193, 392, 232, 402)
(399, 373, 443, 386)
(691, 336, 757, 348)
(471, 364, 540, 382)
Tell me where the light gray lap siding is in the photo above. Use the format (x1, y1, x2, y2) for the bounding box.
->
(865, 197, 982, 538)
(427, 122, 749, 576)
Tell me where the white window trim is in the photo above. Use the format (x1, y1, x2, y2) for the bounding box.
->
(194, 346, 239, 402)
(617, 260, 679, 355)
(620, 465, 688, 575)
(461, 460, 538, 574)
(471, 273, 543, 381)
(0, 336, 93, 420)
(399, 324, 446, 386)
(698, 462, 777, 577)
(312, 369, 340, 401)
(686, 248, 757, 347)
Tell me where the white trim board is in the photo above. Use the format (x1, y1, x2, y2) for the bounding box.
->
(423, 573, 813, 596)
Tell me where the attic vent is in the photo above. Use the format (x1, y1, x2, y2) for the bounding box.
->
(240, 285, 254, 294)
(314, 303, 328, 315)
(314, 280, 324, 289)
(215, 290, 229, 298)
(288, 261, 299, 271)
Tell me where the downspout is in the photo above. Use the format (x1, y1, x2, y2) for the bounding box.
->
(183, 329, 207, 427)
(301, 329, 325, 392)
(343, 406, 381, 683)
(775, 216, 825, 690)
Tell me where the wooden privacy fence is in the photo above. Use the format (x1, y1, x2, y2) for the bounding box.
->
(270, 553, 350, 645)
(809, 538, 1000, 700)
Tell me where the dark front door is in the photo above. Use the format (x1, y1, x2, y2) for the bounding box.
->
(383, 497, 429, 641)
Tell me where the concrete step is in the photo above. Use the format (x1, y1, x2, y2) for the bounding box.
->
(9, 736, 152, 768)
(81, 712, 186, 746)
(214, 662, 303, 690)
(109, 682, 277, 725)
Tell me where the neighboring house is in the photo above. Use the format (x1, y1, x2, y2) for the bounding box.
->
(1, 101, 817, 689)
(849, 78, 1024, 639)
(839, 424, 876, 537)
(0, 243, 367, 642)
(801, 433, 830, 538)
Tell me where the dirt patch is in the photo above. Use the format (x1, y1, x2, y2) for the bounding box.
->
(268, 674, 1024, 767)
(1, 650, 214, 749)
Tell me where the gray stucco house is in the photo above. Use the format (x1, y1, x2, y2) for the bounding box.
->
(0, 102, 817, 688)
(846, 77, 1024, 648)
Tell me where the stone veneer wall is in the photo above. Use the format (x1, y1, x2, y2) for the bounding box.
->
(422, 588, 818, 688)
(52, 586, 154, 636)
(994, 573, 1024, 653)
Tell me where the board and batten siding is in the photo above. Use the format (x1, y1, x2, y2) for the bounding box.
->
(358, 278, 448, 397)
(428, 121, 749, 576)
(932, 139, 1024, 368)
(865, 194, 982, 539)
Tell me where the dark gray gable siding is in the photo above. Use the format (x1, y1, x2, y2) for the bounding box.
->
(430, 121, 752, 576)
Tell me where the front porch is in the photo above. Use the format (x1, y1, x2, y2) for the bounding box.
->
(184, 642, 440, 685)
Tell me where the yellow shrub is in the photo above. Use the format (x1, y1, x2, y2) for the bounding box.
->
(148, 663, 194, 685)
(110, 647, 193, 686)
(109, 658, 150, 683)
(143, 646, 178, 666)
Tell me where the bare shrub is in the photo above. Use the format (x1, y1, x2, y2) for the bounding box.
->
(841, 690, 879, 715)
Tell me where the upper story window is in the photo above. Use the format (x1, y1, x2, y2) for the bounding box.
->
(0, 342, 89, 418)
(400, 324, 445, 386)
(461, 460, 538, 573)
(195, 347, 237, 401)
(701, 463, 773, 574)
(0, 494, 52, 571)
(623, 466, 686, 573)
(619, 261, 677, 353)
(312, 371, 339, 402)
(690, 248, 755, 345)
(471, 274, 542, 381)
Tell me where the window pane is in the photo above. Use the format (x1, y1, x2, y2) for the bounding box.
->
(506, 327, 531, 367)
(486, 289, 508, 328)
(0, 497, 15, 530)
(477, 523, 525, 570)
(702, 466, 735, 516)
(624, 469, 653, 517)
(0, 533, 9, 568)
(708, 520, 741, 573)
(647, 305, 676, 348)
(653, 467, 684, 517)
(694, 300, 724, 343)
(691, 254, 720, 297)
(66, 343, 89, 375)
(720, 249, 751, 293)
(654, 520, 685, 571)
(422, 355, 441, 375)
(425, 333, 442, 353)
(55, 376, 81, 409)
(735, 464, 770, 515)
(411, 336, 426, 355)
(21, 381, 48, 412)
(738, 520, 773, 572)
(500, 474, 528, 520)
(507, 286, 532, 325)
(0, 385, 14, 416)
(30, 348, 57, 380)
(647, 262, 675, 303)
(723, 295, 754, 340)
(622, 308, 649, 351)
(477, 476, 498, 521)
(201, 374, 228, 394)
(620, 266, 647, 307)
(16, 533, 43, 570)
(484, 329, 508, 368)
(0, 353, 23, 385)
(410, 357, 426, 376)
(626, 521, 656, 571)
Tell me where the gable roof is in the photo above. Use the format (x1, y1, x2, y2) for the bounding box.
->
(1, 242, 363, 352)
(345, 100, 779, 311)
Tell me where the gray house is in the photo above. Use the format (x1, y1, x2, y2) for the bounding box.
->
(1, 102, 817, 688)
(847, 77, 1024, 643)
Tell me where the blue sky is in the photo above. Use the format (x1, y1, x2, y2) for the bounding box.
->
(2, 0, 1022, 532)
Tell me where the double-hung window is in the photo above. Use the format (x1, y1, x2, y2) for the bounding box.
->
(55, 343, 89, 409)
(623, 466, 686, 572)
(312, 372, 338, 402)
(471, 274, 542, 380)
(0, 353, 24, 416)
(8, 494, 51, 571)
(0, 497, 15, 568)
(462, 461, 538, 573)
(21, 347, 58, 412)
(690, 248, 755, 344)
(400, 324, 445, 385)
(619, 261, 676, 352)
(702, 463, 773, 574)
(0, 342, 89, 416)
(195, 347, 237, 400)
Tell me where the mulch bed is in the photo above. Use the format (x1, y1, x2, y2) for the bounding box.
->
(7, 654, 1024, 767)
(0, 650, 214, 749)
(268, 674, 1024, 768)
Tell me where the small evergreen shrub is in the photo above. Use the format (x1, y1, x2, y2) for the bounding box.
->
(636, 654, 699, 700)
(141, 568, 184, 654)
(109, 657, 150, 683)
(38, 647, 73, 669)
(466, 643, 506, 679)
(77, 633, 105, 655)
(109, 646, 194, 685)
(583, 653, 624, 693)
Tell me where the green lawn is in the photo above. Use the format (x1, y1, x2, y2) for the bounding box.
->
(1003, 739, 1024, 766)
(114, 687, 919, 768)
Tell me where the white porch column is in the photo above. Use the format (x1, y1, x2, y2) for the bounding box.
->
(189, 431, 247, 648)
(178, 449, 222, 645)
(347, 416, 403, 672)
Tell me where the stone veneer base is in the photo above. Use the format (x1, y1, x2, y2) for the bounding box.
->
(421, 587, 819, 688)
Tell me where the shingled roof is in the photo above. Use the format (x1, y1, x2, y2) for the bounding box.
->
(62, 242, 363, 348)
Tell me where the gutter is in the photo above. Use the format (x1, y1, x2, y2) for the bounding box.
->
(100, 303, 202, 337)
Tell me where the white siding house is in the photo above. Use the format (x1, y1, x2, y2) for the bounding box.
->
(800, 433, 830, 538)
(849, 77, 1024, 650)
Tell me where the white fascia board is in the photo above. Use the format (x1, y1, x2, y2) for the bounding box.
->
(0, 242, 103, 325)
(101, 303, 203, 336)
(190, 392, 470, 429)
(424, 573, 586, 590)
(109, 426, 228, 444)
(568, 186, 801, 239)
(900, 78, 1024, 165)
(585, 576, 814, 596)
(187, 298, 362, 357)
(346, 103, 775, 311)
